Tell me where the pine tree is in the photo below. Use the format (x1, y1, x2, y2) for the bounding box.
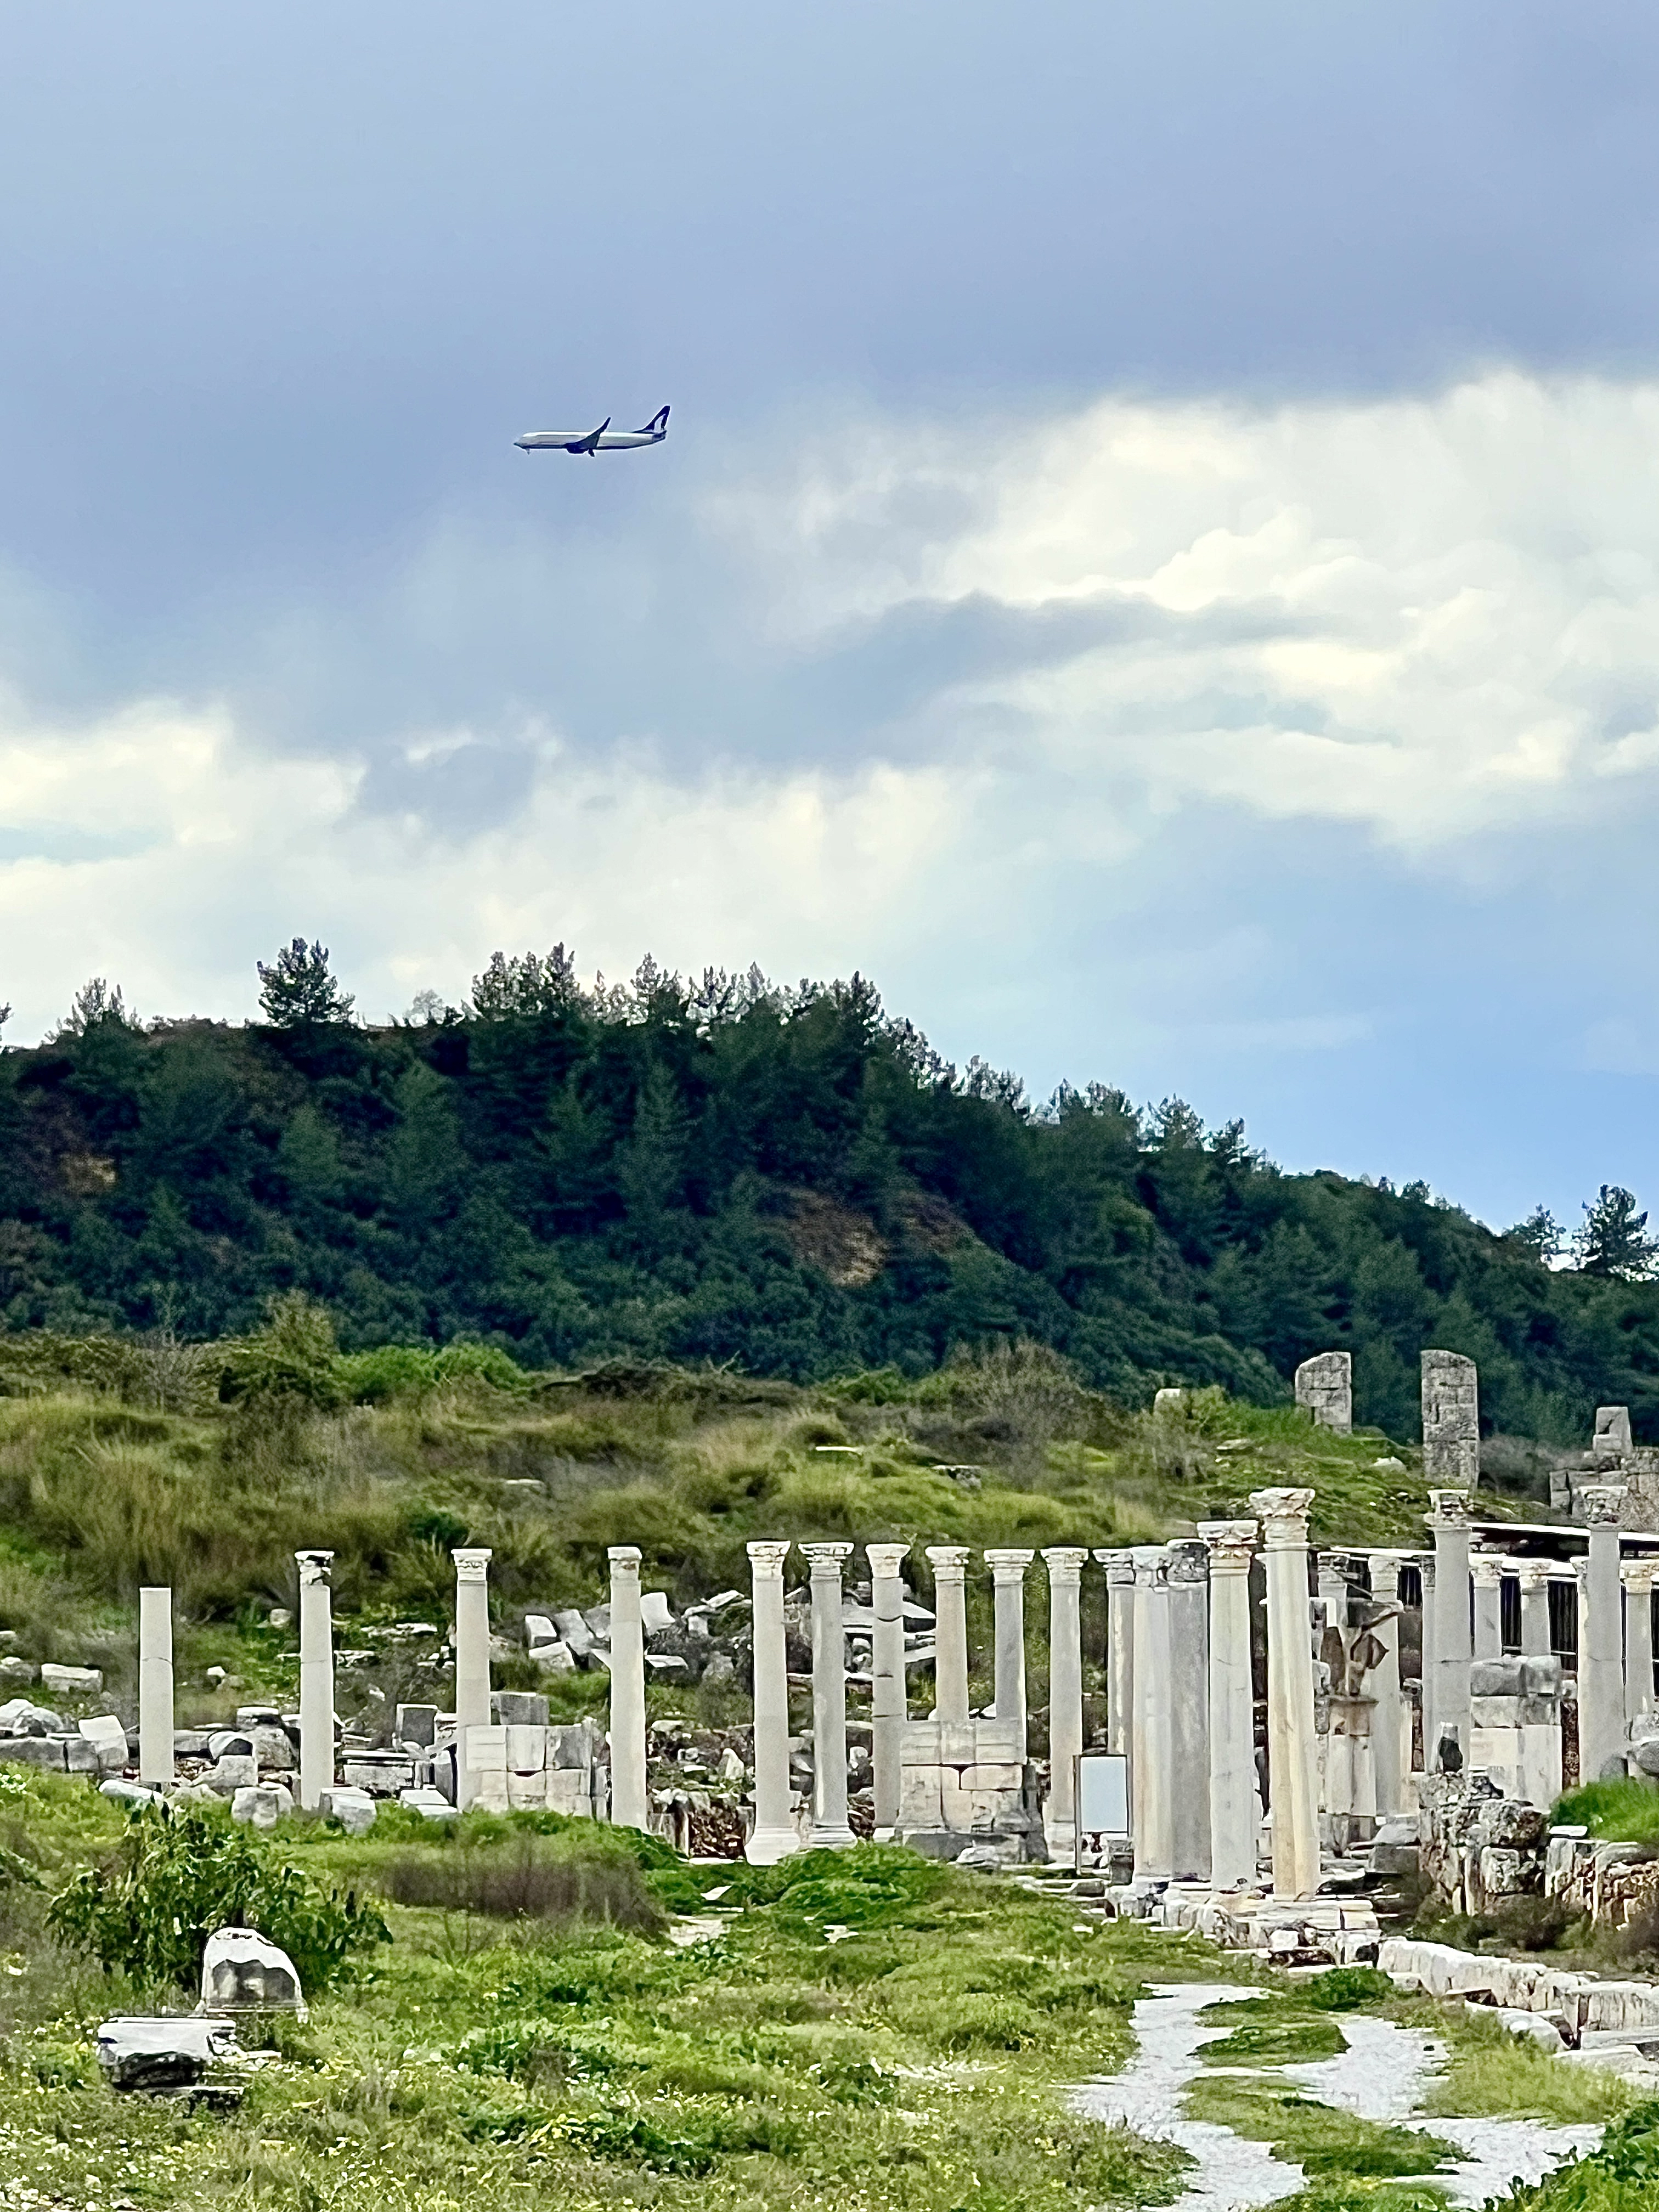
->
(1573, 1186, 1659, 1280)
(257, 939, 354, 1028)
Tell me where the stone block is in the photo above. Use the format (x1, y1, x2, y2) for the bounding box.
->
(1479, 1847, 1526, 1895)
(493, 1691, 549, 1728)
(318, 1786, 376, 1835)
(78, 1716, 129, 1772)
(506, 1770, 549, 1810)
(548, 1721, 593, 1770)
(464, 1724, 507, 1771)
(962, 1763, 1024, 1791)
(505, 1723, 547, 1773)
(901, 1719, 942, 1763)
(546, 1768, 591, 1816)
(202, 1926, 305, 2015)
(250, 1725, 296, 1773)
(1471, 1696, 1525, 1729)
(207, 1754, 259, 1794)
(973, 1719, 1023, 1764)
(1522, 1656, 1563, 1698)
(899, 1767, 944, 1827)
(1471, 1660, 1525, 1698)
(39, 1663, 102, 1695)
(395, 1704, 439, 1748)
(231, 1782, 292, 1829)
(0, 1736, 67, 1770)
(1581, 1982, 1659, 2032)
(0, 1656, 37, 1685)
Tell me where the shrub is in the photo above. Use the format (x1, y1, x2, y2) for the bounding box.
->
(380, 1838, 665, 1934)
(47, 1799, 388, 1995)
(1305, 1965, 1398, 2010)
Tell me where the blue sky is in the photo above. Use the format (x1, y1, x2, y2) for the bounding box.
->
(3, 1, 1659, 1235)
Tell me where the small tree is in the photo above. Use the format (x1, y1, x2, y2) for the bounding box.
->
(1573, 1186, 1659, 1280)
(257, 939, 354, 1028)
(1504, 1206, 1564, 1262)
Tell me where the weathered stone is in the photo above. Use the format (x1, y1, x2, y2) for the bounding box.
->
(39, 1662, 102, 1695)
(1470, 1658, 1525, 1697)
(492, 1691, 549, 1728)
(97, 2014, 238, 2091)
(230, 1781, 292, 1829)
(1295, 1351, 1353, 1433)
(318, 1785, 376, 1835)
(206, 1754, 259, 1794)
(1422, 1351, 1480, 1488)
(201, 1926, 306, 2015)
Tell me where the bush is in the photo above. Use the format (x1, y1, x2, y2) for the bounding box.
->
(47, 1799, 388, 1995)
(380, 1837, 665, 1933)
(1305, 1965, 1398, 2010)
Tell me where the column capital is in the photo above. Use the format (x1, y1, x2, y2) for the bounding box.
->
(1514, 1558, 1552, 1593)
(1248, 1487, 1314, 1547)
(800, 1542, 854, 1573)
(1367, 1549, 1407, 1596)
(984, 1548, 1035, 1582)
(453, 1546, 493, 1582)
(1469, 1550, 1505, 1588)
(1197, 1519, 1257, 1572)
(1426, 1488, 1472, 1530)
(747, 1539, 792, 1577)
(607, 1545, 642, 1581)
(924, 1544, 970, 1580)
(1041, 1545, 1088, 1584)
(1129, 1544, 1169, 1587)
(1096, 1547, 1136, 1584)
(1581, 1484, 1628, 1528)
(1165, 1541, 1207, 1587)
(866, 1542, 911, 1578)
(1623, 1558, 1659, 1595)
(295, 1549, 335, 1584)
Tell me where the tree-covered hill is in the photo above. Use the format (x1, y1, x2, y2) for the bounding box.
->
(2, 946, 1655, 1443)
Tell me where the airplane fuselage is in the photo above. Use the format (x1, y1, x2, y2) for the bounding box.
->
(515, 429, 663, 452)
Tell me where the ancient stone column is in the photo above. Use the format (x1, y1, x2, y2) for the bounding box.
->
(1427, 1491, 1473, 1770)
(745, 1539, 798, 1865)
(138, 1585, 174, 1788)
(802, 1542, 856, 1847)
(1166, 1539, 1212, 1882)
(867, 1542, 911, 1841)
(1250, 1489, 1321, 1901)
(1368, 1553, 1409, 1818)
(1098, 1549, 1135, 1757)
(1578, 1488, 1628, 1783)
(1417, 1551, 1437, 1767)
(1042, 1547, 1087, 1860)
(607, 1547, 648, 1831)
(984, 1549, 1035, 1760)
(1198, 1520, 1258, 1891)
(1516, 1560, 1553, 1657)
(1295, 1351, 1352, 1433)
(1422, 1351, 1480, 1489)
(1627, 1558, 1657, 1726)
(296, 1549, 336, 1812)
(926, 1545, 971, 1724)
(452, 1545, 494, 1812)
(1471, 1551, 1504, 1661)
(1129, 1546, 1173, 1884)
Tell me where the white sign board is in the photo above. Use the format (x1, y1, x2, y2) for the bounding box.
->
(1075, 1751, 1130, 1870)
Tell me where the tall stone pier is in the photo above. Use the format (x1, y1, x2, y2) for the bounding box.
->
(802, 1542, 856, 1848)
(745, 1540, 799, 1865)
(1098, 1549, 1135, 1757)
(296, 1548, 336, 1812)
(1295, 1351, 1352, 1433)
(1427, 1491, 1473, 1769)
(608, 1547, 648, 1831)
(452, 1545, 494, 1813)
(984, 1550, 1034, 1760)
(867, 1542, 911, 1841)
(1166, 1540, 1211, 1881)
(1042, 1547, 1087, 1860)
(1129, 1547, 1173, 1883)
(1578, 1487, 1628, 1782)
(1251, 1488, 1321, 1900)
(1198, 1520, 1258, 1890)
(1422, 1351, 1480, 1489)
(926, 1547, 971, 1724)
(1368, 1552, 1410, 1817)
(138, 1585, 174, 1788)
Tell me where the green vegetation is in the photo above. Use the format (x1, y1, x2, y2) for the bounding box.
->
(1506, 2102, 1659, 2212)
(1554, 1780, 1659, 1845)
(1184, 2069, 1460, 2179)
(3, 949, 1655, 1440)
(1198, 1994, 1346, 2068)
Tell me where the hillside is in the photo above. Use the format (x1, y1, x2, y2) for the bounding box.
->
(2, 949, 1655, 1442)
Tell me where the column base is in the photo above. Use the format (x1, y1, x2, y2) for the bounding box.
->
(807, 1821, 857, 1850)
(744, 1824, 804, 1866)
(1042, 1817, 1073, 1862)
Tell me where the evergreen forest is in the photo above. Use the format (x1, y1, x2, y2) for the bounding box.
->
(1, 946, 1654, 1444)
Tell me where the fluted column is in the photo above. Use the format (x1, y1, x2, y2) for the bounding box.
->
(802, 1542, 856, 1847)
(138, 1585, 174, 1788)
(984, 1549, 1035, 1760)
(1198, 1520, 1258, 1891)
(926, 1546, 971, 1724)
(1368, 1553, 1409, 1818)
(1471, 1551, 1503, 1660)
(1129, 1546, 1173, 1883)
(1042, 1548, 1087, 1860)
(868, 1542, 911, 1840)
(452, 1545, 494, 1812)
(296, 1549, 336, 1811)
(1098, 1549, 1135, 1757)
(1251, 1488, 1321, 1901)
(1579, 1489, 1628, 1782)
(1625, 1559, 1657, 1726)
(1427, 1490, 1472, 1770)
(1167, 1539, 1212, 1881)
(745, 1540, 798, 1865)
(1516, 1560, 1552, 1657)
(608, 1548, 648, 1830)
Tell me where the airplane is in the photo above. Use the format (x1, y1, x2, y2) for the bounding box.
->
(515, 405, 670, 456)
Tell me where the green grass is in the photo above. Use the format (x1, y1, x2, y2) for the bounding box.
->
(1198, 1994, 1347, 2068)
(1553, 1779, 1659, 1844)
(1184, 2070, 1461, 2181)
(1393, 1996, 1635, 2126)
(1502, 2101, 1659, 2212)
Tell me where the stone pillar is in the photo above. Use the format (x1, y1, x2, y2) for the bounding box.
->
(1368, 1553, 1409, 1818)
(296, 1549, 335, 1812)
(1042, 1547, 1087, 1860)
(1427, 1491, 1473, 1770)
(1166, 1539, 1211, 1882)
(1578, 1488, 1628, 1783)
(1250, 1489, 1321, 1901)
(452, 1545, 494, 1813)
(1295, 1350, 1352, 1432)
(984, 1549, 1034, 1760)
(1129, 1546, 1173, 1884)
(926, 1546, 971, 1724)
(745, 1540, 798, 1865)
(1417, 1552, 1436, 1769)
(802, 1542, 856, 1847)
(867, 1542, 911, 1841)
(1597, 1406, 1634, 1457)
(1471, 1552, 1503, 1661)
(1517, 1560, 1553, 1657)
(1422, 1351, 1480, 1489)
(138, 1585, 174, 1788)
(1098, 1549, 1135, 1757)
(1198, 1520, 1258, 1891)
(607, 1547, 648, 1831)
(1626, 1558, 1657, 1726)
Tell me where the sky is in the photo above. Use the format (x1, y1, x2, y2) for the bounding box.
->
(3, 1, 1659, 1235)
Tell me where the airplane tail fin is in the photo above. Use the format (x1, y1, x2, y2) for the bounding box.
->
(636, 404, 670, 437)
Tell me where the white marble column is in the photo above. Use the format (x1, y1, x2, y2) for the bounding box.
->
(296, 1549, 336, 1812)
(1517, 1560, 1553, 1656)
(1471, 1551, 1503, 1660)
(802, 1541, 856, 1847)
(1098, 1549, 1135, 1758)
(745, 1539, 798, 1865)
(1417, 1552, 1436, 1770)
(1042, 1547, 1087, 1860)
(138, 1585, 174, 1788)
(868, 1542, 911, 1840)
(1167, 1539, 1212, 1882)
(1625, 1558, 1657, 1727)
(1129, 1545, 1173, 1884)
(926, 1545, 971, 1724)
(607, 1546, 648, 1830)
(1368, 1552, 1409, 1818)
(452, 1545, 494, 1812)
(1427, 1490, 1473, 1770)
(985, 1549, 1035, 1760)
(1579, 1488, 1628, 1782)
(1198, 1520, 1258, 1892)
(1251, 1488, 1321, 1901)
